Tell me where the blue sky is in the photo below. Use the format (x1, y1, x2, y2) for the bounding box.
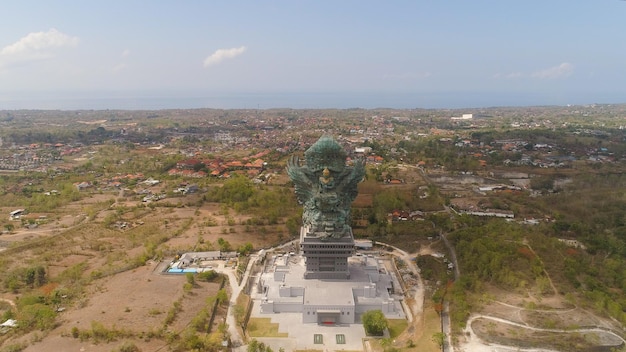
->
(1, 1, 625, 109)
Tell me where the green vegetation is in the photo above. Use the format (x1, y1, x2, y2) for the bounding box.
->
(114, 342, 141, 352)
(4, 265, 46, 292)
(234, 293, 250, 327)
(205, 175, 298, 225)
(197, 270, 219, 282)
(431, 332, 446, 348)
(441, 172, 626, 329)
(247, 339, 278, 352)
(71, 321, 135, 343)
(163, 298, 183, 327)
(361, 310, 388, 336)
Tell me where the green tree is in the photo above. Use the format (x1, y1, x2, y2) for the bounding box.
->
(208, 175, 256, 203)
(216, 289, 228, 305)
(285, 215, 301, 236)
(361, 310, 388, 336)
(217, 237, 232, 252)
(238, 242, 254, 255)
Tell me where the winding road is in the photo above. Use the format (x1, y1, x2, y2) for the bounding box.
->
(461, 314, 626, 352)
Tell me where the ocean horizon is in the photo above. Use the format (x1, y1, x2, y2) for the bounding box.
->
(1, 91, 622, 111)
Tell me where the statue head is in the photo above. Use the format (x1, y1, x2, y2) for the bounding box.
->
(304, 135, 347, 173)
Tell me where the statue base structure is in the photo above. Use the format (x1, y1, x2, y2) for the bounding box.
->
(299, 226, 354, 279)
(257, 247, 405, 326)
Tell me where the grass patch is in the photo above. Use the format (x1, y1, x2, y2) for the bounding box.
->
(413, 303, 444, 352)
(387, 319, 408, 338)
(247, 317, 288, 337)
(236, 291, 250, 307)
(234, 292, 250, 326)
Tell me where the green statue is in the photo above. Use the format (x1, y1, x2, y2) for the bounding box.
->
(287, 135, 365, 238)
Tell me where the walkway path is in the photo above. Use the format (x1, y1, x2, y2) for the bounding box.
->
(0, 298, 16, 309)
(215, 254, 257, 350)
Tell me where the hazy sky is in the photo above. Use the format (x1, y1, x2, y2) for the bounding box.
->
(1, 1, 625, 109)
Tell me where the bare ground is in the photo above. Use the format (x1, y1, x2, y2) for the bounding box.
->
(0, 190, 283, 351)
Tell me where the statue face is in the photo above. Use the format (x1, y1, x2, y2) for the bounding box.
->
(319, 167, 335, 187)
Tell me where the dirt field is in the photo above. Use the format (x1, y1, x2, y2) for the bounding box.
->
(0, 187, 284, 351)
(20, 260, 225, 352)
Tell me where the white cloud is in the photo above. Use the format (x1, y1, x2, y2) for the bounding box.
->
(505, 72, 523, 79)
(112, 63, 128, 73)
(0, 28, 79, 67)
(531, 62, 574, 79)
(203, 46, 246, 67)
(121, 49, 130, 58)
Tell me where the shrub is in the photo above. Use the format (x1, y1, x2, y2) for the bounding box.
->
(197, 270, 218, 282)
(361, 310, 388, 336)
(117, 341, 141, 352)
(17, 303, 56, 330)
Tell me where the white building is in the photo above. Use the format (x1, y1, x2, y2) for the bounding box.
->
(258, 253, 404, 324)
(451, 113, 473, 120)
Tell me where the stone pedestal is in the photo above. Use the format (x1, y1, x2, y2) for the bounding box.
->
(299, 226, 354, 279)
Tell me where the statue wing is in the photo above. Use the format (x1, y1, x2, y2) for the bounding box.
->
(286, 155, 314, 204)
(337, 158, 365, 202)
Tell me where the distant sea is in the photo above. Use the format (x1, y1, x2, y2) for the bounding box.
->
(0, 91, 619, 110)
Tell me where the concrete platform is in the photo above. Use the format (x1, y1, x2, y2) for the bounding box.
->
(249, 301, 369, 351)
(248, 252, 407, 351)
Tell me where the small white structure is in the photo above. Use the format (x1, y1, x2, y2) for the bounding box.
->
(354, 147, 372, 154)
(9, 209, 25, 221)
(143, 178, 160, 186)
(451, 113, 473, 120)
(464, 209, 514, 218)
(0, 319, 17, 328)
(354, 239, 373, 250)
